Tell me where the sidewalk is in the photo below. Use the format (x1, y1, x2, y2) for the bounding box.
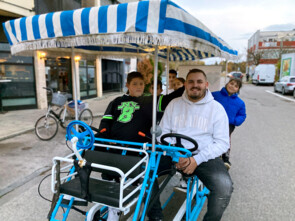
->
(0, 92, 123, 141)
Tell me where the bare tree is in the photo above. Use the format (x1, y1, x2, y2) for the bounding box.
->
(247, 50, 264, 66)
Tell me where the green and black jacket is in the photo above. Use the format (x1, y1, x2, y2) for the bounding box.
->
(98, 87, 184, 143)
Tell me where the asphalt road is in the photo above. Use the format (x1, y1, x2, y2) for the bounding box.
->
(0, 83, 295, 221)
(224, 83, 295, 221)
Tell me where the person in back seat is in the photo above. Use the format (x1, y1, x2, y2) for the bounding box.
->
(212, 78, 246, 169)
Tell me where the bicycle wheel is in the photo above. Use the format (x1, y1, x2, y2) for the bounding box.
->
(35, 115, 58, 140)
(79, 108, 93, 126)
(59, 107, 74, 128)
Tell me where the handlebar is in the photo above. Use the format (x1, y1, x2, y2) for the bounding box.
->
(43, 87, 72, 100)
(68, 121, 193, 163)
(43, 87, 53, 95)
(94, 136, 192, 162)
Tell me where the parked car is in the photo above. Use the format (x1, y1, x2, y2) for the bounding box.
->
(227, 72, 243, 79)
(274, 76, 295, 96)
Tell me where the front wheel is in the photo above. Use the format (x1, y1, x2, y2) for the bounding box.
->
(79, 108, 93, 126)
(86, 204, 104, 221)
(35, 115, 58, 140)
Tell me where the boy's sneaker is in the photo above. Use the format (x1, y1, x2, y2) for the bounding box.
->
(174, 178, 188, 193)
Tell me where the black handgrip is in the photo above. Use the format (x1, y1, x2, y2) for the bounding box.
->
(43, 87, 53, 94)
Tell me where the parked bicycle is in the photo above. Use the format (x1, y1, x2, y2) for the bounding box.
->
(35, 87, 93, 141)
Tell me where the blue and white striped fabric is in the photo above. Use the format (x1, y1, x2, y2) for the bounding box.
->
(2, 0, 238, 60)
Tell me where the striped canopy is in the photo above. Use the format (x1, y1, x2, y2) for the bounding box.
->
(2, 0, 238, 61)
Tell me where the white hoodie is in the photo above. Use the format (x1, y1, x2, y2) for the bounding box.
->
(159, 89, 229, 166)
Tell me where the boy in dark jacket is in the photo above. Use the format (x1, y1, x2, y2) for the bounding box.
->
(98, 71, 184, 143)
(97, 71, 184, 221)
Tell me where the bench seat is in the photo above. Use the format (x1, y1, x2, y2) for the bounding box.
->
(60, 177, 138, 207)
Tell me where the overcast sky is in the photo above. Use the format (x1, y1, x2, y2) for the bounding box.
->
(173, 0, 295, 60)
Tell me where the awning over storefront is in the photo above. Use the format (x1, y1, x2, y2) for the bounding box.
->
(2, 0, 238, 61)
(2, 0, 238, 148)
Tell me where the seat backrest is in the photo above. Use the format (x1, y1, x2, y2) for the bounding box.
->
(84, 150, 144, 178)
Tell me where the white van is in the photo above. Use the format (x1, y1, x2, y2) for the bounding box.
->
(252, 64, 276, 85)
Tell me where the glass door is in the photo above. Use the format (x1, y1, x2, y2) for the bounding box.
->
(79, 60, 97, 99)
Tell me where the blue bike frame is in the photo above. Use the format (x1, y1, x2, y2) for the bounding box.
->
(50, 121, 209, 221)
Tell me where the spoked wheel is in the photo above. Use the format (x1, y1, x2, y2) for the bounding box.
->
(59, 107, 74, 128)
(79, 108, 93, 126)
(35, 115, 58, 140)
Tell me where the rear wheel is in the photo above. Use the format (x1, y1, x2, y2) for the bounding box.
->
(59, 107, 74, 128)
(293, 90, 295, 98)
(35, 115, 58, 140)
(282, 87, 286, 95)
(79, 108, 93, 126)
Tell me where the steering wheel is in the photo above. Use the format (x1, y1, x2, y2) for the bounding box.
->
(66, 120, 95, 149)
(160, 133, 198, 154)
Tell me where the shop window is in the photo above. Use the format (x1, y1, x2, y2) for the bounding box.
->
(0, 51, 36, 110)
(0, 64, 36, 108)
(45, 58, 71, 93)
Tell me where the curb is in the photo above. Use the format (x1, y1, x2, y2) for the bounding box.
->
(0, 166, 51, 198)
(0, 113, 104, 142)
(0, 128, 35, 142)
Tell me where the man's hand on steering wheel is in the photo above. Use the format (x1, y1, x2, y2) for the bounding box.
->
(176, 157, 198, 175)
(160, 133, 199, 174)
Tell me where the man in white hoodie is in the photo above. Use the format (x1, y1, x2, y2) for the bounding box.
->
(157, 69, 233, 221)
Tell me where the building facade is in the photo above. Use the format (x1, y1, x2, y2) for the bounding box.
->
(0, 0, 127, 111)
(248, 30, 295, 66)
(0, 0, 36, 110)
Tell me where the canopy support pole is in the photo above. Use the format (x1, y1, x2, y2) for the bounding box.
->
(225, 60, 228, 86)
(152, 46, 159, 152)
(71, 47, 79, 121)
(165, 47, 170, 94)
